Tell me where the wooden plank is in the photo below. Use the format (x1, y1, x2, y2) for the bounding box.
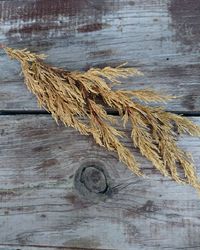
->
(0, 0, 200, 112)
(0, 115, 200, 249)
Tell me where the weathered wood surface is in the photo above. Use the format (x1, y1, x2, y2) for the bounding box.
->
(0, 115, 200, 250)
(0, 0, 200, 112)
(1, 0, 200, 249)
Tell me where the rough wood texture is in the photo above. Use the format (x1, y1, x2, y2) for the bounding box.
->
(0, 0, 200, 112)
(0, 115, 200, 250)
(1, 0, 200, 249)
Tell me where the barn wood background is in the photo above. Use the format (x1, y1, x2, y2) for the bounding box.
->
(0, 0, 200, 249)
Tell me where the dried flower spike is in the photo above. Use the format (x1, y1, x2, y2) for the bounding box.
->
(4, 47, 200, 193)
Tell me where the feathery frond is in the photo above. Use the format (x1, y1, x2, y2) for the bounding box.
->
(4, 47, 200, 193)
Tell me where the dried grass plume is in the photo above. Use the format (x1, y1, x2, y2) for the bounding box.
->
(4, 46, 200, 193)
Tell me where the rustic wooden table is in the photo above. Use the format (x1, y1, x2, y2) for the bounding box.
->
(0, 1, 200, 249)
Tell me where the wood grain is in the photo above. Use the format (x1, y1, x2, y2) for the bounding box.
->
(1, 1, 200, 249)
(0, 0, 200, 112)
(0, 115, 200, 249)
(0, 246, 107, 250)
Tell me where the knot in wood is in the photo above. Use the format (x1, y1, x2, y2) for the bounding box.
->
(80, 166, 107, 194)
(74, 162, 112, 202)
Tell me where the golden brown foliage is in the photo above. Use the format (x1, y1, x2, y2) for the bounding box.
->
(4, 47, 200, 193)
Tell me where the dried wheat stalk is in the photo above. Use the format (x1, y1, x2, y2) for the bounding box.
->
(4, 46, 200, 193)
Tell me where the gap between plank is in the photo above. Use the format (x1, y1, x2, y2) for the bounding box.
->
(0, 110, 200, 117)
(0, 243, 114, 250)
